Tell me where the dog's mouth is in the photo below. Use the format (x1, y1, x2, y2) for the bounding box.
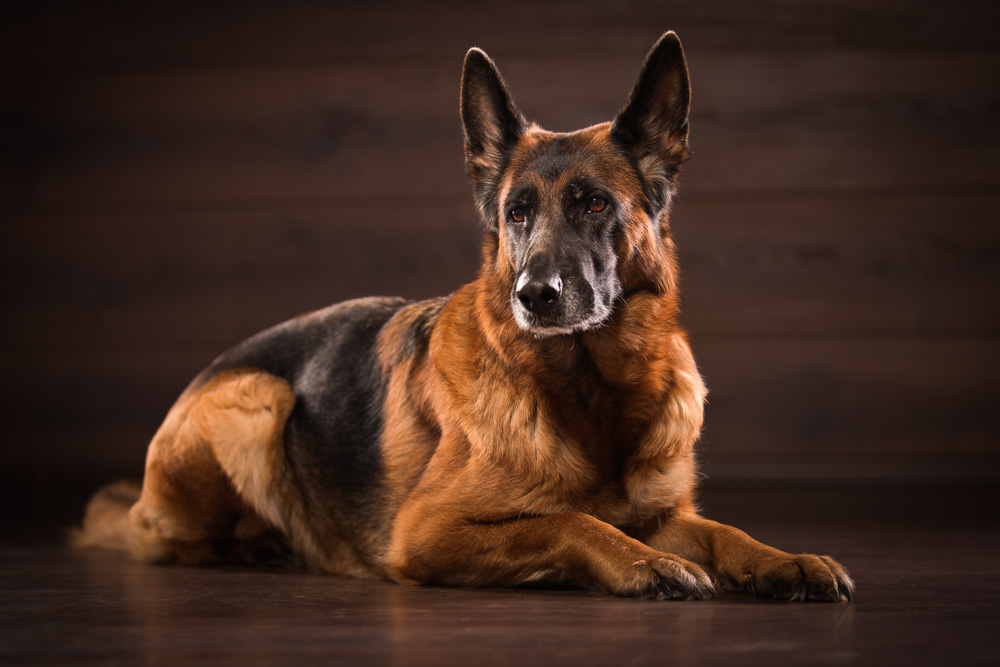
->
(510, 296, 613, 337)
(508, 261, 623, 337)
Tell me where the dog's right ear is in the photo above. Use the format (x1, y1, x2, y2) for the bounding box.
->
(461, 48, 525, 230)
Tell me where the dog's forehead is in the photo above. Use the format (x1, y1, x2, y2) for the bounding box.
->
(506, 125, 636, 191)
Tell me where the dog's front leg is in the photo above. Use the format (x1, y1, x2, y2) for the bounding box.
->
(385, 508, 716, 599)
(643, 511, 854, 602)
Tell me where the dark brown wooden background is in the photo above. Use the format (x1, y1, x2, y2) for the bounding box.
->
(3, 1, 999, 516)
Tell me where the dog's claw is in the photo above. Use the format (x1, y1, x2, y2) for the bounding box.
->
(740, 554, 853, 602)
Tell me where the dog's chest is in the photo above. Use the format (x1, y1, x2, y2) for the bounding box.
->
(463, 337, 704, 524)
(505, 401, 697, 527)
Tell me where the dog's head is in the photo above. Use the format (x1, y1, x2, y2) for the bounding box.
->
(462, 32, 691, 336)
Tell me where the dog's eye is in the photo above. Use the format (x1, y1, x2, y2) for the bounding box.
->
(510, 209, 526, 224)
(586, 197, 608, 213)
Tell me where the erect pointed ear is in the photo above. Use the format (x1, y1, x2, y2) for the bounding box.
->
(461, 48, 526, 230)
(611, 32, 691, 214)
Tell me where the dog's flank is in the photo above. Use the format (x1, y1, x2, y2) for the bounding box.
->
(76, 32, 853, 602)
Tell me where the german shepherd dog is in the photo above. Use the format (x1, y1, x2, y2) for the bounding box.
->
(75, 32, 853, 602)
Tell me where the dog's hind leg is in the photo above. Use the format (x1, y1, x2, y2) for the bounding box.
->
(74, 370, 319, 567)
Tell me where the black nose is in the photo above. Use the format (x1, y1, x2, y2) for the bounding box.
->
(517, 275, 562, 316)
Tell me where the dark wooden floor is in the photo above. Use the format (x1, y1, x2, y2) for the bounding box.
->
(3, 482, 998, 666)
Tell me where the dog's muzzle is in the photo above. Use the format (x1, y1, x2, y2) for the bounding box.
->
(515, 272, 563, 319)
(511, 268, 608, 336)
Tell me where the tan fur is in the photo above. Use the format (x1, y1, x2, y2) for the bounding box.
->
(70, 479, 141, 551)
(76, 34, 853, 602)
(76, 370, 370, 575)
(376, 110, 851, 600)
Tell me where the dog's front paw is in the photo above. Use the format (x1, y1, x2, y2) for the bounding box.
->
(740, 553, 854, 602)
(624, 554, 717, 600)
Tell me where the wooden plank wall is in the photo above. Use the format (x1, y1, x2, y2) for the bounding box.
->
(2, 0, 998, 493)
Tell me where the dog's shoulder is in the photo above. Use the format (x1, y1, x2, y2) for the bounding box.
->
(377, 295, 450, 372)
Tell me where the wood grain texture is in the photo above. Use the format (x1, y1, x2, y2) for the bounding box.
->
(4, 195, 996, 348)
(4, 51, 996, 206)
(2, 1, 998, 484)
(3, 337, 996, 477)
(3, 482, 998, 666)
(4, 0, 998, 74)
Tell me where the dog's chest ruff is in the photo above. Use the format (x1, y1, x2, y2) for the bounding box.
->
(462, 364, 704, 526)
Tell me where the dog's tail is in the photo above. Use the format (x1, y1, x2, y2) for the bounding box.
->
(69, 479, 142, 552)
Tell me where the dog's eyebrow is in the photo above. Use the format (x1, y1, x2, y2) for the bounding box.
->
(505, 184, 538, 206)
(565, 178, 608, 199)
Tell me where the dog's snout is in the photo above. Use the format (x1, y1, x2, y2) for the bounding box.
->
(516, 274, 562, 316)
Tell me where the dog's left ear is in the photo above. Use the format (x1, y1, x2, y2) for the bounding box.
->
(461, 48, 526, 230)
(612, 31, 691, 214)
